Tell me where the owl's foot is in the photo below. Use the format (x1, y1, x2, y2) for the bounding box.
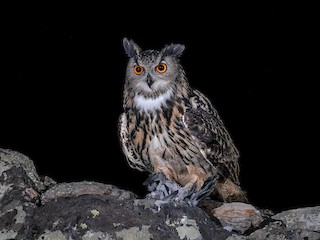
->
(188, 175, 217, 206)
(163, 175, 218, 206)
(154, 176, 217, 208)
(143, 172, 181, 200)
(144, 173, 217, 207)
(160, 184, 196, 205)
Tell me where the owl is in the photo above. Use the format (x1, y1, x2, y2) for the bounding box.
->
(118, 38, 247, 206)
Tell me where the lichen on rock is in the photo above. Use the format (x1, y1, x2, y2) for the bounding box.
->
(1, 147, 320, 240)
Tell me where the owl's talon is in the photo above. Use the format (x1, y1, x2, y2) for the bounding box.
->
(189, 176, 217, 206)
(154, 186, 194, 206)
(143, 172, 167, 186)
(144, 173, 217, 206)
(175, 187, 194, 202)
(144, 172, 182, 200)
(143, 172, 167, 192)
(159, 189, 179, 202)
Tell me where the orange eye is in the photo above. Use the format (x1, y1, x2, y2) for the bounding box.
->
(156, 63, 167, 73)
(133, 65, 144, 75)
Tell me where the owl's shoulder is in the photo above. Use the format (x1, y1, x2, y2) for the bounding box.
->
(188, 89, 221, 121)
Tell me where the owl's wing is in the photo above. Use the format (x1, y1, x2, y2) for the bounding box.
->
(184, 90, 241, 185)
(118, 112, 147, 172)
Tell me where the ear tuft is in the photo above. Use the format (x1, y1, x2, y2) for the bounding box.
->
(161, 43, 185, 58)
(122, 37, 141, 58)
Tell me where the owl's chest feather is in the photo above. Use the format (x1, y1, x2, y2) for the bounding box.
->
(131, 106, 183, 151)
(126, 105, 212, 187)
(128, 103, 189, 160)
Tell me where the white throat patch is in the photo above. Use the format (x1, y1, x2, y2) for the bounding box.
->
(134, 90, 172, 112)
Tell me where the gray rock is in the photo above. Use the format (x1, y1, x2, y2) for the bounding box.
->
(1, 147, 320, 240)
(40, 180, 138, 204)
(272, 206, 320, 232)
(0, 148, 41, 239)
(0, 148, 230, 239)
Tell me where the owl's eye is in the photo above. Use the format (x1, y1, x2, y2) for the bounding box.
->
(155, 63, 167, 73)
(133, 65, 144, 75)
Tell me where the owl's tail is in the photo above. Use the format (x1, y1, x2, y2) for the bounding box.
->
(215, 178, 248, 203)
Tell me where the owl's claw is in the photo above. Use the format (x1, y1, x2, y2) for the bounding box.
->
(144, 173, 217, 207)
(144, 172, 181, 200)
(164, 176, 217, 206)
(154, 184, 199, 207)
(189, 175, 217, 206)
(143, 172, 167, 191)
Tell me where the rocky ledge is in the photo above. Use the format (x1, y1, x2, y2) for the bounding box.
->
(0, 148, 319, 240)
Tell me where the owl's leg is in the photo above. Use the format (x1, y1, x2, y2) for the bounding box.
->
(143, 172, 181, 200)
(189, 175, 217, 206)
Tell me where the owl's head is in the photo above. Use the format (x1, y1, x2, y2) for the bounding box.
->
(122, 38, 186, 104)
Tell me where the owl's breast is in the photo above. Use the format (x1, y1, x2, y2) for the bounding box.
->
(146, 129, 191, 183)
(149, 135, 164, 153)
(128, 105, 213, 185)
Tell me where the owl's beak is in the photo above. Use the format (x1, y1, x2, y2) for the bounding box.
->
(146, 74, 153, 88)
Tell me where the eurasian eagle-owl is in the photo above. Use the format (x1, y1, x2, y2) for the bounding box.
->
(118, 38, 247, 205)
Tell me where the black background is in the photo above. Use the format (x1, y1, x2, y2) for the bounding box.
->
(1, 4, 318, 213)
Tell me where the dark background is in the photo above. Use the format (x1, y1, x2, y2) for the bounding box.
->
(1, 4, 318, 213)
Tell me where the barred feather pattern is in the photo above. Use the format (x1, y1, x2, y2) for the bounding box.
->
(119, 38, 247, 202)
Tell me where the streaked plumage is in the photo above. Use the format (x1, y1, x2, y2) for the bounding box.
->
(119, 38, 247, 205)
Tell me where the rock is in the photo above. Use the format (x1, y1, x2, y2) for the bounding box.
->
(272, 206, 320, 232)
(1, 147, 320, 240)
(40, 180, 138, 204)
(211, 202, 264, 234)
(0, 148, 50, 192)
(0, 148, 43, 240)
(245, 219, 320, 240)
(0, 148, 230, 240)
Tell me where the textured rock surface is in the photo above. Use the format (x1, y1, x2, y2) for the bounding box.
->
(212, 202, 264, 234)
(272, 206, 320, 232)
(0, 148, 229, 239)
(1, 147, 320, 240)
